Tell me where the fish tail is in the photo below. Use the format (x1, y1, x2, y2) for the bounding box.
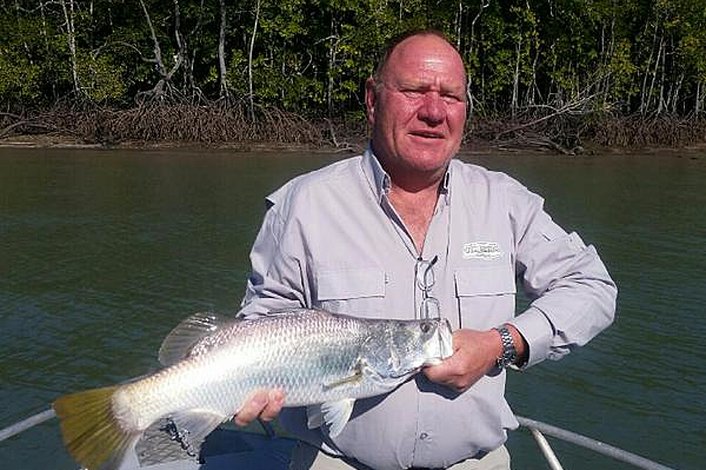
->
(54, 385, 138, 470)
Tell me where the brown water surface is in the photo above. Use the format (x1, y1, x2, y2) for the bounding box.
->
(1, 148, 704, 469)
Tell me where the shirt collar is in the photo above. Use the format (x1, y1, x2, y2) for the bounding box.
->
(361, 145, 453, 203)
(440, 166, 451, 195)
(362, 146, 391, 203)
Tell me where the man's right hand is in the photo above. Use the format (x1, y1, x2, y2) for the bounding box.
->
(233, 389, 286, 426)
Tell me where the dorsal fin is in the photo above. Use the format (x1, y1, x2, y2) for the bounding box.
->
(266, 307, 315, 316)
(265, 308, 336, 322)
(158, 312, 231, 366)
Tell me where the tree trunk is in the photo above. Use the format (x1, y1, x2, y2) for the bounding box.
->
(653, 37, 665, 115)
(640, 19, 659, 115)
(38, 0, 58, 100)
(326, 18, 338, 117)
(640, 20, 662, 115)
(669, 73, 683, 115)
(218, 0, 229, 100)
(59, 0, 80, 96)
(173, 0, 186, 91)
(139, 0, 164, 76)
(599, 14, 616, 108)
(526, 45, 539, 107)
(172, 0, 188, 90)
(512, 38, 522, 118)
(454, 0, 462, 50)
(138, 0, 185, 100)
(247, 0, 261, 121)
(696, 81, 702, 116)
(467, 0, 491, 112)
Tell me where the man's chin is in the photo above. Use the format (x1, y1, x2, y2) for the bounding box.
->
(403, 148, 453, 170)
(395, 160, 450, 185)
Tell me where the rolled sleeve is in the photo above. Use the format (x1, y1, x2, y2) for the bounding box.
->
(239, 193, 310, 318)
(509, 306, 554, 368)
(507, 181, 617, 367)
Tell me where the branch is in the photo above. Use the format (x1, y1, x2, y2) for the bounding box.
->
(495, 92, 599, 139)
(139, 0, 167, 77)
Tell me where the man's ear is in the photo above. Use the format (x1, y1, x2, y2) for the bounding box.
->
(365, 77, 377, 125)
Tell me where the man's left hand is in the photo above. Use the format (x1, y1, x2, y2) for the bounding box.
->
(423, 328, 502, 392)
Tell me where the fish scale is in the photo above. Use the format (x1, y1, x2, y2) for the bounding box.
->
(54, 308, 453, 469)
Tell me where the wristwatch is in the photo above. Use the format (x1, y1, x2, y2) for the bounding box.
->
(494, 325, 517, 369)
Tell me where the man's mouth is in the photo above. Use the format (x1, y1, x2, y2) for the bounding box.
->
(410, 130, 444, 139)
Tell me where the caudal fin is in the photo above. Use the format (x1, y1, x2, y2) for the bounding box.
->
(54, 386, 138, 470)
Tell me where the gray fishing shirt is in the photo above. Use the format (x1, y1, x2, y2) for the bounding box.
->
(239, 148, 617, 469)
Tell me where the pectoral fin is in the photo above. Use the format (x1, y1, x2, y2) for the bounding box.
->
(307, 399, 356, 437)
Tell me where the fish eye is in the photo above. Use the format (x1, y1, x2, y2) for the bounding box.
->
(420, 322, 431, 333)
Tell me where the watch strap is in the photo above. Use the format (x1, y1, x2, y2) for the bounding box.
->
(494, 325, 517, 369)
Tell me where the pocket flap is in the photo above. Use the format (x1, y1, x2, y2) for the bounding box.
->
(455, 265, 516, 297)
(317, 268, 386, 300)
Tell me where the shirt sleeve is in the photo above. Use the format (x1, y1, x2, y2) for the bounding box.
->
(505, 180, 617, 368)
(238, 194, 310, 318)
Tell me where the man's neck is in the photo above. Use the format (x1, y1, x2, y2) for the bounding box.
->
(388, 181, 441, 253)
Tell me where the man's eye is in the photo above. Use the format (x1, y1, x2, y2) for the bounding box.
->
(403, 90, 424, 98)
(442, 94, 462, 103)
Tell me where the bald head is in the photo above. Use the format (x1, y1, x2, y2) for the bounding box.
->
(373, 30, 467, 91)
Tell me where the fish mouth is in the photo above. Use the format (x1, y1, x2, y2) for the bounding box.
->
(420, 319, 453, 366)
(438, 319, 453, 359)
(422, 357, 445, 366)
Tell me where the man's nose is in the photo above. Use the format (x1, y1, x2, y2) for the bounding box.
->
(418, 92, 445, 124)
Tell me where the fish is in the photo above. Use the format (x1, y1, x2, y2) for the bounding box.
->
(53, 308, 453, 469)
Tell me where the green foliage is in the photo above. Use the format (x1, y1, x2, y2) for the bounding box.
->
(77, 52, 127, 104)
(606, 40, 639, 104)
(1, 0, 705, 117)
(0, 12, 67, 106)
(0, 54, 42, 105)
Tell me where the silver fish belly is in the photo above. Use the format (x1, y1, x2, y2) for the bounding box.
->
(54, 308, 453, 470)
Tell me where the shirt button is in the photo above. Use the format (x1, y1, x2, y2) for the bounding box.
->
(419, 432, 429, 440)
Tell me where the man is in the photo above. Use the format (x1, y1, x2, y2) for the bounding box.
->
(235, 29, 617, 469)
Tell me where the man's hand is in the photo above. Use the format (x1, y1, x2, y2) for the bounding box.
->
(423, 328, 503, 392)
(233, 389, 286, 427)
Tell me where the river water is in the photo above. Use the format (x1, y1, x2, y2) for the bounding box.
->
(0, 147, 703, 469)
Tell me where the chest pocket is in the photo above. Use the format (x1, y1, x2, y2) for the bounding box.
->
(454, 264, 516, 329)
(316, 267, 386, 317)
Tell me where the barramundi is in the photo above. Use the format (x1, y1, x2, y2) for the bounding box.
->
(54, 308, 453, 469)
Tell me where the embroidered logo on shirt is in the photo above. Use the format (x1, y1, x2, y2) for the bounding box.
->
(462, 241, 503, 260)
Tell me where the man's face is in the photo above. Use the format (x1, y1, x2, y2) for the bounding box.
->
(366, 34, 467, 184)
